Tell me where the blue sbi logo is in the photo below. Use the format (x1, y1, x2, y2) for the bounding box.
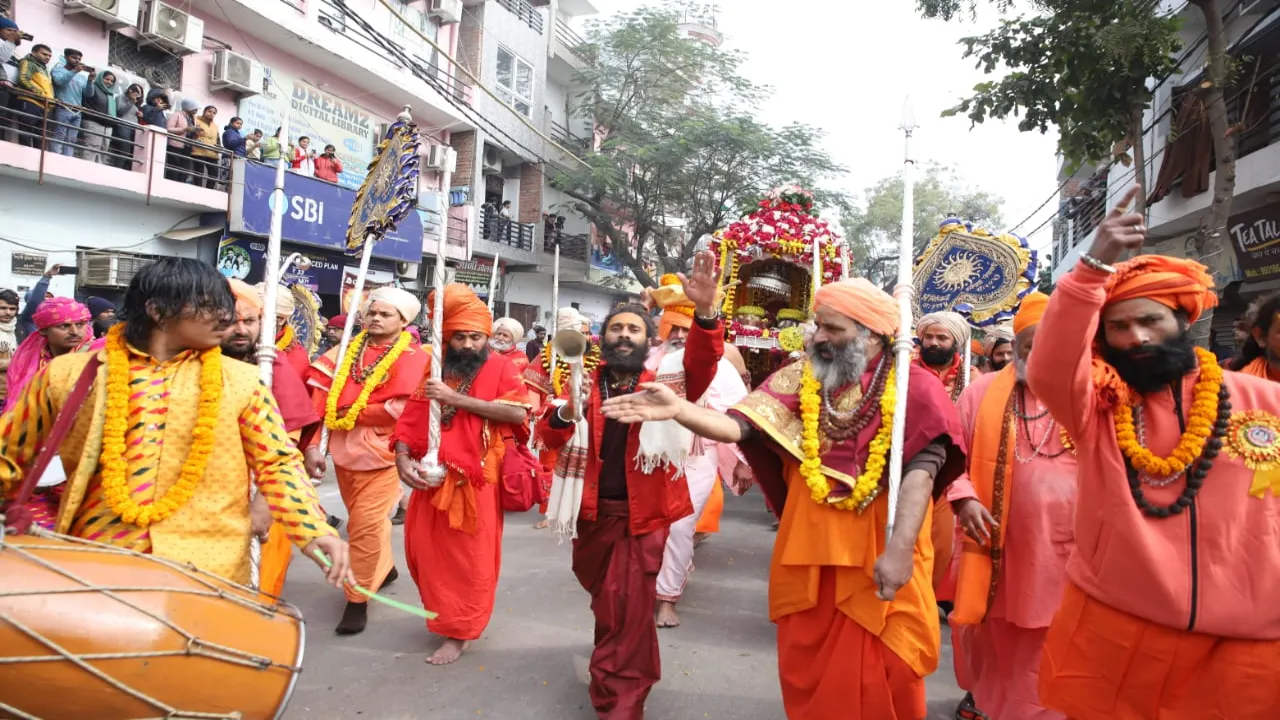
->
(268, 190, 325, 224)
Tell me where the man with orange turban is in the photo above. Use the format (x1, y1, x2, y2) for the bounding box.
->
(943, 290, 1078, 720)
(392, 283, 531, 666)
(306, 285, 429, 636)
(1026, 186, 1280, 719)
(601, 276, 967, 719)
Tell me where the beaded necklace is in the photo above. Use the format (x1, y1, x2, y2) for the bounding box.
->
(1123, 385, 1231, 518)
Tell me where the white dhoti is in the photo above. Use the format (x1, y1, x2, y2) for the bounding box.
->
(656, 453, 718, 602)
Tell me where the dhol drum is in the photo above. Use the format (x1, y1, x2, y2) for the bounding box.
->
(0, 530, 304, 720)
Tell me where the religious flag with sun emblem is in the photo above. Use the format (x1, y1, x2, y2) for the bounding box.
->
(912, 218, 1038, 327)
(345, 120, 422, 253)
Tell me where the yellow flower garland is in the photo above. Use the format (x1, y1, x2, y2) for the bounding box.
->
(800, 361, 897, 511)
(324, 330, 412, 431)
(99, 324, 222, 528)
(720, 239, 739, 318)
(275, 323, 295, 352)
(1113, 346, 1223, 477)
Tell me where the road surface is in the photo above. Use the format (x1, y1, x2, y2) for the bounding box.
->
(282, 482, 964, 719)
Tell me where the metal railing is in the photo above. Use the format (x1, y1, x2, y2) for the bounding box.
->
(497, 0, 544, 34)
(549, 120, 591, 155)
(481, 212, 536, 251)
(1, 86, 235, 193)
(545, 228, 589, 261)
(554, 17, 589, 58)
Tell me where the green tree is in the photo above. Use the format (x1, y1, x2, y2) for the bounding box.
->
(554, 4, 850, 286)
(841, 162, 1004, 286)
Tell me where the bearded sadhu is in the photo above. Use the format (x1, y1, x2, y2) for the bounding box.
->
(1026, 185, 1280, 718)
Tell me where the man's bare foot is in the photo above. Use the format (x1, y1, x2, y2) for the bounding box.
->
(426, 638, 470, 665)
(693, 532, 709, 548)
(655, 600, 680, 628)
(532, 519, 549, 529)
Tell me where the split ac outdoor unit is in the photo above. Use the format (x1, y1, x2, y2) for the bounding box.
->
(426, 144, 457, 172)
(428, 0, 463, 24)
(79, 254, 148, 289)
(62, 0, 140, 27)
(140, 0, 204, 56)
(481, 146, 503, 175)
(210, 49, 263, 95)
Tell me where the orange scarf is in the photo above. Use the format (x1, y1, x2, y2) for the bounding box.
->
(952, 364, 1017, 625)
(1238, 356, 1276, 380)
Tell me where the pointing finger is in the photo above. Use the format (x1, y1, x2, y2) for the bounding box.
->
(1111, 184, 1143, 216)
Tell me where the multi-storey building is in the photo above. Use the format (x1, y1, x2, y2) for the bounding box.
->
(0, 0, 473, 315)
(1048, 0, 1280, 342)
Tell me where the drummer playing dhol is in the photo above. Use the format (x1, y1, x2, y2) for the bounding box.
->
(0, 258, 352, 589)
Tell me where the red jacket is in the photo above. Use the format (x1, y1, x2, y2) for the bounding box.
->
(535, 320, 724, 535)
(315, 154, 343, 183)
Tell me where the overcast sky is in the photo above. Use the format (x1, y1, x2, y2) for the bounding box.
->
(584, 0, 1062, 255)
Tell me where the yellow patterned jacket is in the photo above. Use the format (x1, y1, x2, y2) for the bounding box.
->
(0, 347, 335, 584)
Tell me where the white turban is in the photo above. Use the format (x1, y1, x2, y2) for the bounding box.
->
(557, 307, 590, 333)
(364, 286, 422, 324)
(254, 282, 296, 318)
(494, 317, 524, 341)
(982, 324, 1014, 354)
(916, 311, 971, 347)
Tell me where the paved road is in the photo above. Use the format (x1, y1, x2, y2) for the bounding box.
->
(282, 482, 964, 719)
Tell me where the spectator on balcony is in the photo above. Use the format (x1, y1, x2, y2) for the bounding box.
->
(15, 44, 53, 150)
(190, 105, 221, 189)
(291, 135, 316, 176)
(261, 126, 283, 162)
(244, 128, 264, 159)
(315, 144, 343, 183)
(222, 116, 246, 157)
(110, 83, 144, 170)
(0, 18, 23, 116)
(50, 49, 89, 156)
(165, 97, 200, 183)
(141, 88, 168, 127)
(79, 70, 119, 165)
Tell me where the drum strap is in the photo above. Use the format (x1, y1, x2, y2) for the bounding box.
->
(3, 356, 101, 534)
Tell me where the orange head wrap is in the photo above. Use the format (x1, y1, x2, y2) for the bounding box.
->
(652, 273, 695, 341)
(813, 278, 898, 337)
(227, 278, 263, 319)
(1104, 255, 1218, 323)
(428, 282, 492, 338)
(970, 338, 985, 357)
(1013, 291, 1049, 335)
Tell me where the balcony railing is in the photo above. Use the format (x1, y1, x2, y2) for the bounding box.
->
(545, 229, 589, 261)
(480, 212, 536, 251)
(549, 120, 591, 155)
(497, 0, 544, 34)
(2, 87, 235, 199)
(555, 17, 589, 59)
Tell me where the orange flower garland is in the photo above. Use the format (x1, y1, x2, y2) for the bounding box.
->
(99, 324, 223, 528)
(1113, 347, 1223, 477)
(275, 323, 295, 352)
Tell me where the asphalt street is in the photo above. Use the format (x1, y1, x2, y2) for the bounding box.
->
(281, 480, 964, 720)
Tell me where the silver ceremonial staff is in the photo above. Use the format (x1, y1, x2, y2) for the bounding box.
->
(886, 99, 918, 543)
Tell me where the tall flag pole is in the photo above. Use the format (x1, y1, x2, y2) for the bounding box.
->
(419, 145, 457, 487)
(886, 99, 918, 542)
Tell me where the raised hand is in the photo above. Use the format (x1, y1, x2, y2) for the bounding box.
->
(600, 382, 683, 423)
(678, 250, 719, 316)
(1087, 185, 1146, 265)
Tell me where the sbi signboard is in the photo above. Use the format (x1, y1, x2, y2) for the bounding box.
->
(228, 159, 423, 264)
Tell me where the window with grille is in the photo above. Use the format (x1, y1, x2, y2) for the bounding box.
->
(495, 46, 533, 117)
(107, 31, 184, 92)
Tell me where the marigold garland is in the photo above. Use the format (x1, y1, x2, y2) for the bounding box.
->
(1113, 346, 1223, 478)
(542, 341, 602, 396)
(324, 330, 412, 431)
(800, 360, 897, 511)
(275, 323, 295, 352)
(99, 324, 222, 528)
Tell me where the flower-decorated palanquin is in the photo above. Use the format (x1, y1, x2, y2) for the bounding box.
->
(709, 185, 847, 387)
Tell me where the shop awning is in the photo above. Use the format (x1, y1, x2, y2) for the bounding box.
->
(159, 226, 224, 242)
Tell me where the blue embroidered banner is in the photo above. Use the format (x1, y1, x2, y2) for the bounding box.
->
(912, 218, 1037, 327)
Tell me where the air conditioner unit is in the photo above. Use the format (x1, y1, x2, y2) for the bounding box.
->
(481, 146, 503, 175)
(79, 254, 148, 289)
(210, 49, 263, 95)
(426, 144, 457, 172)
(428, 0, 462, 24)
(140, 0, 204, 56)
(62, 0, 140, 27)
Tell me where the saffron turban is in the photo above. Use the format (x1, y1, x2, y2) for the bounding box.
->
(983, 325, 1014, 354)
(428, 283, 492, 337)
(493, 317, 524, 341)
(652, 273, 695, 340)
(1104, 255, 1218, 323)
(1013, 291, 1050, 335)
(254, 282, 295, 318)
(813, 278, 898, 337)
(970, 338, 986, 358)
(227, 279, 263, 318)
(917, 311, 972, 347)
(365, 286, 422, 324)
(33, 296, 91, 330)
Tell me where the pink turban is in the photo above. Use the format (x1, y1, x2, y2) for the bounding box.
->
(5, 297, 92, 413)
(813, 279, 899, 337)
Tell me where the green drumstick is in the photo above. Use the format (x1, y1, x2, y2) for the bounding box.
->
(311, 550, 438, 620)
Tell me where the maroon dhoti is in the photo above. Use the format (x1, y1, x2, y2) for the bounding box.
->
(572, 499, 669, 720)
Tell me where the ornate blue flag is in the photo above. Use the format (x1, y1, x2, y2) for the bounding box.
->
(912, 218, 1038, 327)
(345, 120, 422, 254)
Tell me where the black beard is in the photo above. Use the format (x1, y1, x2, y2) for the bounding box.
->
(222, 338, 257, 362)
(920, 345, 956, 367)
(445, 346, 488, 378)
(1100, 331, 1198, 394)
(602, 337, 646, 374)
(93, 317, 117, 337)
(990, 357, 1011, 372)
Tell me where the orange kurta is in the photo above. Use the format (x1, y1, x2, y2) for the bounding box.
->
(695, 480, 724, 533)
(913, 354, 965, 594)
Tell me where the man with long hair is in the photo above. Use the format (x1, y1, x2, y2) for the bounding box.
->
(1026, 185, 1280, 718)
(1229, 291, 1280, 379)
(600, 276, 966, 720)
(0, 258, 350, 588)
(392, 284, 531, 665)
(535, 252, 724, 718)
